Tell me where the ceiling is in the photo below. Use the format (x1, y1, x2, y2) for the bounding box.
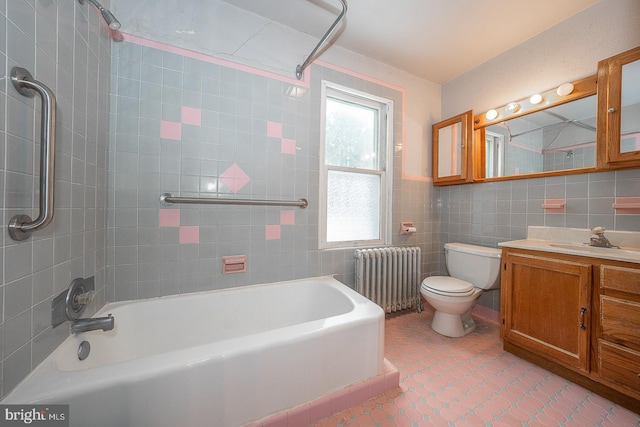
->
(221, 0, 600, 84)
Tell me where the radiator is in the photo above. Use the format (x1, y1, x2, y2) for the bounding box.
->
(354, 247, 422, 313)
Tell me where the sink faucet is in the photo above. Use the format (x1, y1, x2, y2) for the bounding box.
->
(71, 314, 114, 334)
(589, 226, 619, 248)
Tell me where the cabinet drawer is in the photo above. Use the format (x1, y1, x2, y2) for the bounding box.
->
(600, 265, 640, 295)
(599, 340, 640, 395)
(601, 296, 640, 347)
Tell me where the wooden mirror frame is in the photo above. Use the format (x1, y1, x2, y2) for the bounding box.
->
(432, 110, 474, 185)
(473, 74, 598, 182)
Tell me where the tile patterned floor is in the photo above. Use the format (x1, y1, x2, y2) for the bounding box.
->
(313, 308, 640, 426)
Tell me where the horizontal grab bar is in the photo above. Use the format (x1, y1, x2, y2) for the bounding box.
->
(9, 67, 56, 241)
(160, 193, 308, 209)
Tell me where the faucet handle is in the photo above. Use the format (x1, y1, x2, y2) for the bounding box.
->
(76, 291, 95, 305)
(591, 226, 606, 235)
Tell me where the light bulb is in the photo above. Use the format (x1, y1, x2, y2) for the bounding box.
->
(529, 94, 543, 105)
(485, 109, 499, 120)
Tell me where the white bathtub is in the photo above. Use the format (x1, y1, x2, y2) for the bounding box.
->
(2, 276, 385, 426)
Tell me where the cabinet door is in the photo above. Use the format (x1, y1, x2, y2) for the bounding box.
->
(502, 252, 592, 372)
(432, 110, 473, 185)
(597, 45, 640, 167)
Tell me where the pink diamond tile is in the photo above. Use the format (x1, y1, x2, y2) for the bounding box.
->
(281, 138, 296, 155)
(267, 121, 282, 138)
(280, 210, 295, 225)
(181, 106, 202, 126)
(265, 224, 281, 240)
(159, 209, 180, 227)
(160, 120, 182, 141)
(179, 226, 199, 244)
(219, 163, 251, 193)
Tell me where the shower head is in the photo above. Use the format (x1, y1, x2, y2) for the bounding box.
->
(78, 0, 121, 31)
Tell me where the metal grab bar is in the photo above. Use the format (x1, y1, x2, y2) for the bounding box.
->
(295, 0, 348, 80)
(9, 67, 56, 241)
(160, 193, 308, 209)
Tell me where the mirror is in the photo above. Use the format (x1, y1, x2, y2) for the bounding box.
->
(475, 75, 597, 180)
(620, 58, 640, 154)
(432, 110, 473, 184)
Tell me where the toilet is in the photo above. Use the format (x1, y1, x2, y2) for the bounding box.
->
(420, 243, 502, 338)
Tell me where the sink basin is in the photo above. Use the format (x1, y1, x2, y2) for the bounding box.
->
(549, 242, 640, 256)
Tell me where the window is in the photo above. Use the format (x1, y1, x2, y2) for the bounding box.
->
(485, 130, 505, 178)
(320, 81, 393, 249)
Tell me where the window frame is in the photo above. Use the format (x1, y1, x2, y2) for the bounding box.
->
(319, 80, 394, 250)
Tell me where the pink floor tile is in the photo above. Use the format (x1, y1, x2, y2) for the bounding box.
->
(312, 307, 640, 426)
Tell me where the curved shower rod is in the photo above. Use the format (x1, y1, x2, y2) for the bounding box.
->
(296, 0, 348, 80)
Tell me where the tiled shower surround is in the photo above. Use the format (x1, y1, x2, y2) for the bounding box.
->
(0, 1, 111, 397)
(107, 36, 437, 301)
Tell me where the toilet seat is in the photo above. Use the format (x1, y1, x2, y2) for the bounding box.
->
(421, 276, 475, 297)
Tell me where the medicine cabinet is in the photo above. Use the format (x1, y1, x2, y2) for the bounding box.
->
(597, 45, 640, 167)
(432, 110, 474, 185)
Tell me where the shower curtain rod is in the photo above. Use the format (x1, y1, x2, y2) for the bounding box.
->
(296, 0, 348, 80)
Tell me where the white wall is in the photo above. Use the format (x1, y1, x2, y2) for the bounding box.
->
(442, 0, 640, 117)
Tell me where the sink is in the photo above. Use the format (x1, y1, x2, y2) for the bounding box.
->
(549, 242, 640, 255)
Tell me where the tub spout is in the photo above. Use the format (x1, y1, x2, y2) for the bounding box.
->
(71, 314, 114, 334)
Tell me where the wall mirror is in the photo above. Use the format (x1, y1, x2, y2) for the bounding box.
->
(475, 75, 598, 180)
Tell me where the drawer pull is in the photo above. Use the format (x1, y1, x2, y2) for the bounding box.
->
(579, 306, 587, 330)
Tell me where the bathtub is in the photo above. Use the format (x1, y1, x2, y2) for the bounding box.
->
(2, 276, 385, 426)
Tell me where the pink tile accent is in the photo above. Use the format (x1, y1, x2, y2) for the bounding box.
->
(331, 388, 351, 414)
(262, 411, 287, 427)
(179, 226, 199, 244)
(181, 106, 202, 126)
(613, 197, 640, 214)
(265, 224, 281, 240)
(541, 198, 566, 214)
(267, 121, 282, 138)
(159, 209, 180, 227)
(160, 120, 182, 141)
(286, 403, 311, 427)
(219, 163, 251, 193)
(309, 396, 332, 423)
(281, 138, 296, 155)
(280, 210, 295, 225)
(350, 381, 370, 406)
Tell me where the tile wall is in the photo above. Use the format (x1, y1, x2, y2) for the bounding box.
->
(0, 0, 111, 397)
(437, 168, 640, 311)
(107, 37, 439, 302)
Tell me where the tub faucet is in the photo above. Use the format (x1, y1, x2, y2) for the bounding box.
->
(589, 226, 619, 248)
(71, 314, 114, 334)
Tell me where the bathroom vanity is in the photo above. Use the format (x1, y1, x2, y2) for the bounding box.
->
(499, 227, 640, 413)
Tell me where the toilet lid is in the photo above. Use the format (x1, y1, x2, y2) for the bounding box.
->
(421, 276, 475, 296)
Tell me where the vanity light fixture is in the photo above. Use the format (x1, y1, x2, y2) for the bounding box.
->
(529, 94, 544, 105)
(506, 102, 521, 113)
(485, 109, 499, 120)
(556, 82, 575, 97)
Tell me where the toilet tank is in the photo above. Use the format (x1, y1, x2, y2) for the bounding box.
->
(444, 243, 502, 290)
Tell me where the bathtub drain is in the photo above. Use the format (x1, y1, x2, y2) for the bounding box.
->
(77, 341, 91, 360)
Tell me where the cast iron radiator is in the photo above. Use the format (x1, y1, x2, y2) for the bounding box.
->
(354, 247, 422, 313)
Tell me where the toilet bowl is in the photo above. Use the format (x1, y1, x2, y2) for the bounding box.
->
(420, 243, 501, 338)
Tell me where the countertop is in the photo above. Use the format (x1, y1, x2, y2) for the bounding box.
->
(498, 226, 640, 264)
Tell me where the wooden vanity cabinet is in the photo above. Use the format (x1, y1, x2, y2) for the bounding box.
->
(501, 247, 640, 412)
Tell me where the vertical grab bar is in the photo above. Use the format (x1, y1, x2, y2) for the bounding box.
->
(8, 67, 56, 241)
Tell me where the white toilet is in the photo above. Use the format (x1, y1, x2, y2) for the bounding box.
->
(420, 243, 502, 338)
